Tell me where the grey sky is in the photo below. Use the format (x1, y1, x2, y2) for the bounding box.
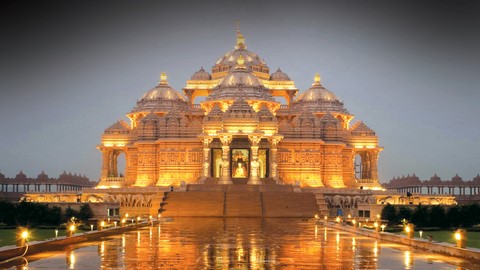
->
(1, 0, 479, 182)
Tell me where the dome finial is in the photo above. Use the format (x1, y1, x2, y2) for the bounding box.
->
(160, 72, 167, 83)
(314, 73, 321, 84)
(235, 21, 246, 49)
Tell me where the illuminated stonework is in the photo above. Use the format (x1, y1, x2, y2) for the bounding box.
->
(96, 28, 383, 189)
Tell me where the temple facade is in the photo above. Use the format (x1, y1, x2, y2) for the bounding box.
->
(96, 29, 383, 190)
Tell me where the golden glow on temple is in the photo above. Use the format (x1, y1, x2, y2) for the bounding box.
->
(95, 27, 383, 190)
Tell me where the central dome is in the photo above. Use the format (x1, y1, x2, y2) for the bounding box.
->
(215, 48, 267, 71)
(211, 28, 270, 80)
(218, 56, 263, 88)
(206, 56, 275, 102)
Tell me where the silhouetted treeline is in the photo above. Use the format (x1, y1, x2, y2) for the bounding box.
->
(381, 203, 480, 228)
(0, 200, 92, 226)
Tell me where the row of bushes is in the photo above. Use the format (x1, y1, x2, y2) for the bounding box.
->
(381, 203, 480, 228)
(0, 200, 92, 226)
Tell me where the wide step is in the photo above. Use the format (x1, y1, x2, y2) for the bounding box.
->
(225, 191, 262, 217)
(262, 192, 318, 218)
(161, 191, 224, 217)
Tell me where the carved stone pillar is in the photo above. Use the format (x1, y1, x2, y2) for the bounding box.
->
(218, 134, 233, 185)
(200, 137, 213, 182)
(101, 149, 112, 178)
(268, 135, 283, 183)
(248, 133, 263, 185)
(369, 150, 379, 180)
(112, 151, 119, 177)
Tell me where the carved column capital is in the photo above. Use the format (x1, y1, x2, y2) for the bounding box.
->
(268, 135, 284, 148)
(248, 133, 263, 146)
(218, 133, 233, 146)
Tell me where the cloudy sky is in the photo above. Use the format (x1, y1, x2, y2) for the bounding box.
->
(1, 0, 479, 183)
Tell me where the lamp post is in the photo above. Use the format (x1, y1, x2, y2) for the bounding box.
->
(405, 223, 414, 238)
(67, 224, 75, 237)
(374, 222, 380, 232)
(16, 227, 29, 247)
(455, 229, 467, 248)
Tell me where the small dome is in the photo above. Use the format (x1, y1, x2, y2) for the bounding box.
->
(270, 68, 290, 81)
(190, 67, 212, 80)
(139, 73, 186, 101)
(295, 73, 338, 102)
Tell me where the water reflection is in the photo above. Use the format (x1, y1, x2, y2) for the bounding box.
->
(10, 218, 477, 269)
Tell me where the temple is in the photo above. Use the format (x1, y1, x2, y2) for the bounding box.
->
(21, 28, 459, 221)
(96, 28, 383, 190)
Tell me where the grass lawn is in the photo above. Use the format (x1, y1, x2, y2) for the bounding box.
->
(394, 230, 480, 249)
(0, 228, 86, 247)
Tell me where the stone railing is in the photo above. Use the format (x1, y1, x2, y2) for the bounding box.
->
(356, 178, 374, 183)
(102, 177, 126, 182)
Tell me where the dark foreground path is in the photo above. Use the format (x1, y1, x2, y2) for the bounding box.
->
(4, 218, 477, 269)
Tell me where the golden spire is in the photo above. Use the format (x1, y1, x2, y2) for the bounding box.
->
(235, 21, 246, 49)
(314, 73, 321, 84)
(160, 72, 167, 83)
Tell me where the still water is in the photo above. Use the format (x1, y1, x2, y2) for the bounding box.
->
(4, 218, 477, 269)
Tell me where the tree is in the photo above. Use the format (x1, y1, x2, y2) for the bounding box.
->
(65, 207, 80, 221)
(446, 206, 462, 228)
(45, 206, 62, 225)
(0, 200, 16, 226)
(78, 204, 93, 222)
(381, 204, 397, 224)
(411, 205, 428, 227)
(428, 205, 446, 228)
(397, 206, 412, 223)
(460, 204, 480, 227)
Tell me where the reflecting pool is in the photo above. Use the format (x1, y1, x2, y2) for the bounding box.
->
(4, 218, 477, 269)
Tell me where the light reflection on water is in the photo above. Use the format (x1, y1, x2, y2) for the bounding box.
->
(7, 218, 477, 269)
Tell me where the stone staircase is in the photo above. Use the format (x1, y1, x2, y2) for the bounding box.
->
(314, 193, 330, 217)
(262, 192, 318, 217)
(225, 191, 262, 217)
(159, 184, 321, 218)
(160, 191, 225, 217)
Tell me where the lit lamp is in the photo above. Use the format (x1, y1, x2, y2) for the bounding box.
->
(136, 216, 141, 224)
(380, 224, 386, 232)
(455, 229, 467, 248)
(374, 222, 380, 232)
(67, 224, 75, 237)
(121, 218, 126, 227)
(314, 214, 319, 219)
(324, 216, 328, 222)
(16, 227, 29, 247)
(352, 219, 357, 228)
(114, 221, 118, 227)
(335, 216, 341, 223)
(405, 223, 414, 238)
(419, 230, 423, 238)
(98, 221, 105, 231)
